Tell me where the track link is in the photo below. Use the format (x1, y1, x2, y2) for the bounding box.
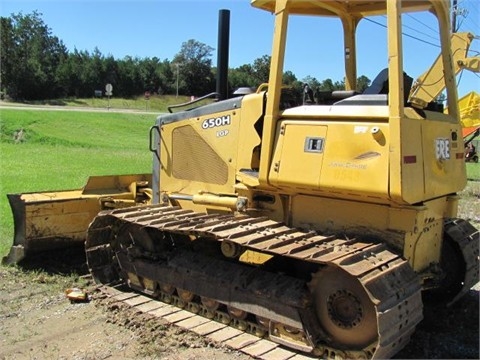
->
(86, 204, 424, 359)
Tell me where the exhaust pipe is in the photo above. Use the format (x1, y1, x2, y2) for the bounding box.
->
(216, 9, 230, 101)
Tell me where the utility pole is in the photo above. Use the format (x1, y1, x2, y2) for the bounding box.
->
(452, 0, 469, 33)
(173, 63, 183, 98)
(175, 63, 180, 98)
(452, 0, 458, 33)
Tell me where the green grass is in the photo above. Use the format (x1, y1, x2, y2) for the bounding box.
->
(0, 108, 155, 256)
(466, 162, 480, 180)
(461, 164, 480, 229)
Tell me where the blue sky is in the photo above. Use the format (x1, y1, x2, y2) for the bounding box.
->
(2, 0, 479, 97)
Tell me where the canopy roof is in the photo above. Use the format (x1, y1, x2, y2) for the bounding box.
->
(251, 0, 436, 17)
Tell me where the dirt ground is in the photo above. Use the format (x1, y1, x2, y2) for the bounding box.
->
(0, 254, 253, 360)
(0, 249, 478, 360)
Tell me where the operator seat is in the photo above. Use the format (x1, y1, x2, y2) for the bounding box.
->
(333, 69, 413, 106)
(363, 68, 389, 95)
(363, 68, 413, 105)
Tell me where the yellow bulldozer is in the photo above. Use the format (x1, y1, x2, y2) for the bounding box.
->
(4, 1, 479, 359)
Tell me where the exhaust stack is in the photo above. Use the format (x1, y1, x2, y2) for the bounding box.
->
(216, 9, 230, 100)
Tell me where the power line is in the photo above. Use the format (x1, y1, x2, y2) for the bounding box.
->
(458, 71, 480, 91)
(398, 16, 439, 42)
(461, 16, 480, 34)
(458, 0, 480, 21)
(404, 13, 439, 35)
(364, 17, 441, 48)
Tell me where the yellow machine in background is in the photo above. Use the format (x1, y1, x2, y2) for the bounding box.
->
(458, 91, 480, 128)
(408, 30, 479, 161)
(460, 91, 479, 162)
(409, 31, 479, 109)
(5, 1, 479, 359)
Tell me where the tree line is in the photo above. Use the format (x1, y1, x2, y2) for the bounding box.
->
(0, 11, 371, 101)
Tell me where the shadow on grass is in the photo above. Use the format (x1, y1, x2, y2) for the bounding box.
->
(24, 99, 68, 106)
(23, 99, 90, 106)
(15, 245, 89, 276)
(70, 99, 89, 105)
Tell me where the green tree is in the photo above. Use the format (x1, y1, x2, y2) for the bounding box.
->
(71, 49, 93, 97)
(302, 76, 321, 91)
(0, 17, 15, 98)
(251, 55, 271, 85)
(1, 11, 68, 99)
(117, 56, 142, 97)
(282, 70, 297, 85)
(173, 39, 214, 96)
(356, 75, 371, 92)
(155, 59, 174, 95)
(1, 10, 370, 101)
(138, 57, 163, 93)
(104, 55, 119, 89)
(319, 78, 335, 91)
(229, 64, 256, 91)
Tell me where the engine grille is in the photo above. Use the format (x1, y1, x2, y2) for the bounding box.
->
(172, 125, 228, 185)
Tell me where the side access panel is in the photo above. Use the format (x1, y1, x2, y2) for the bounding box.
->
(269, 119, 390, 203)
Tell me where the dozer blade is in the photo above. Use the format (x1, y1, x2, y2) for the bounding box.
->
(3, 174, 152, 265)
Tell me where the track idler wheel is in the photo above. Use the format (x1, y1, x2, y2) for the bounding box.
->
(309, 266, 377, 349)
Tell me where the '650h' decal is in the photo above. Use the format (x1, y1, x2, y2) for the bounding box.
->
(202, 115, 231, 129)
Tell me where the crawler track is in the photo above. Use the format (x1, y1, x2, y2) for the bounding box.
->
(443, 218, 480, 305)
(86, 204, 424, 359)
(98, 284, 318, 359)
